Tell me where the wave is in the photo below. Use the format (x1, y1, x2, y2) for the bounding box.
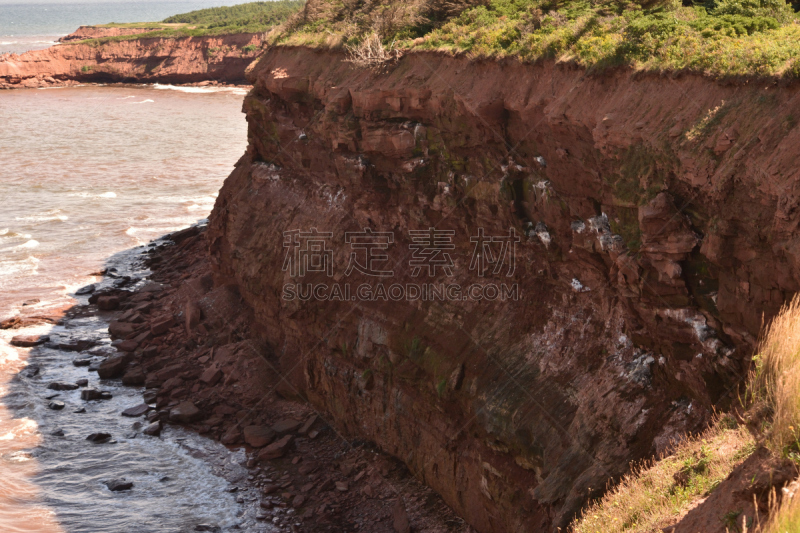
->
(0, 255, 39, 279)
(14, 214, 67, 222)
(152, 83, 248, 96)
(67, 191, 116, 199)
(129, 99, 154, 105)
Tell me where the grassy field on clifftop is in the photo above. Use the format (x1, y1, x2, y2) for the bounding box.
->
(279, 0, 800, 78)
(84, 1, 304, 44)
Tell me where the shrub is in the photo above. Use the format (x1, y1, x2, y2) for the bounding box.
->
(345, 32, 401, 67)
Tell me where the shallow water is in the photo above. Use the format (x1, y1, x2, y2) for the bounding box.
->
(0, 84, 248, 313)
(0, 246, 277, 532)
(0, 84, 261, 531)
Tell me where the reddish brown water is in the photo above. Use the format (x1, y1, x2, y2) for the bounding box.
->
(0, 84, 251, 532)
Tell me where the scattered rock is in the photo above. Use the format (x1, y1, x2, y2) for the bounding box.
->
(169, 401, 202, 423)
(22, 364, 40, 378)
(51, 428, 65, 436)
(73, 358, 92, 367)
(97, 353, 129, 379)
(199, 367, 223, 386)
(74, 407, 86, 414)
(393, 499, 411, 533)
(194, 525, 220, 532)
(142, 389, 158, 404)
(81, 388, 103, 401)
(10, 335, 49, 347)
(108, 321, 135, 338)
(121, 404, 150, 417)
(271, 419, 302, 435)
(75, 284, 96, 295)
(105, 478, 133, 491)
(48, 401, 65, 410)
(22, 298, 40, 306)
(121, 368, 145, 385)
(299, 415, 318, 435)
(97, 296, 120, 311)
(143, 421, 162, 436)
(59, 339, 97, 352)
(151, 316, 176, 336)
(100, 391, 113, 400)
(335, 481, 349, 492)
(76, 378, 89, 387)
(220, 427, 241, 444)
(185, 302, 202, 332)
(86, 432, 112, 443)
(47, 381, 79, 391)
(243, 426, 276, 448)
(257, 435, 293, 461)
(116, 340, 139, 353)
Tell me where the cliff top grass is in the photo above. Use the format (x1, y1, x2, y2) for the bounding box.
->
(80, 1, 305, 44)
(276, 0, 800, 78)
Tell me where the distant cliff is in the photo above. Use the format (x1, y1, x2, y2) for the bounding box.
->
(0, 31, 263, 89)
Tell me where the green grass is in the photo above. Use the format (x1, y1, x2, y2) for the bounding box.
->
(280, 0, 800, 78)
(78, 1, 304, 45)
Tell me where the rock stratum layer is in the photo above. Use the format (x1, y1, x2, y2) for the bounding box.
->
(0, 32, 262, 88)
(203, 46, 800, 532)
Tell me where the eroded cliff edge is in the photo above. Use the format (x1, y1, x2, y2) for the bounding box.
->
(205, 47, 800, 531)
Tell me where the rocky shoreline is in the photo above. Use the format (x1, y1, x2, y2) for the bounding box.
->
(4, 225, 468, 532)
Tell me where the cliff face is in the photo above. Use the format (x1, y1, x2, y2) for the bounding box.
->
(206, 47, 800, 531)
(0, 33, 262, 88)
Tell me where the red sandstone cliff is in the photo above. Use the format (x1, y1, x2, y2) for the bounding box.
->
(0, 33, 263, 88)
(201, 46, 800, 531)
(57, 25, 164, 42)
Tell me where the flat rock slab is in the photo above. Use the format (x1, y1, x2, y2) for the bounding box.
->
(271, 419, 302, 435)
(59, 339, 97, 352)
(169, 401, 202, 423)
(83, 389, 111, 400)
(121, 369, 145, 386)
(86, 432, 112, 443)
(143, 421, 161, 436)
(116, 340, 139, 353)
(75, 284, 96, 295)
(97, 353, 129, 379)
(10, 335, 49, 347)
(121, 404, 150, 417)
(257, 435, 293, 461)
(105, 478, 133, 491)
(47, 381, 79, 391)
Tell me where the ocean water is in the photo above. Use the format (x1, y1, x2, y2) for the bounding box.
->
(0, 83, 253, 531)
(0, 0, 251, 55)
(0, 84, 249, 314)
